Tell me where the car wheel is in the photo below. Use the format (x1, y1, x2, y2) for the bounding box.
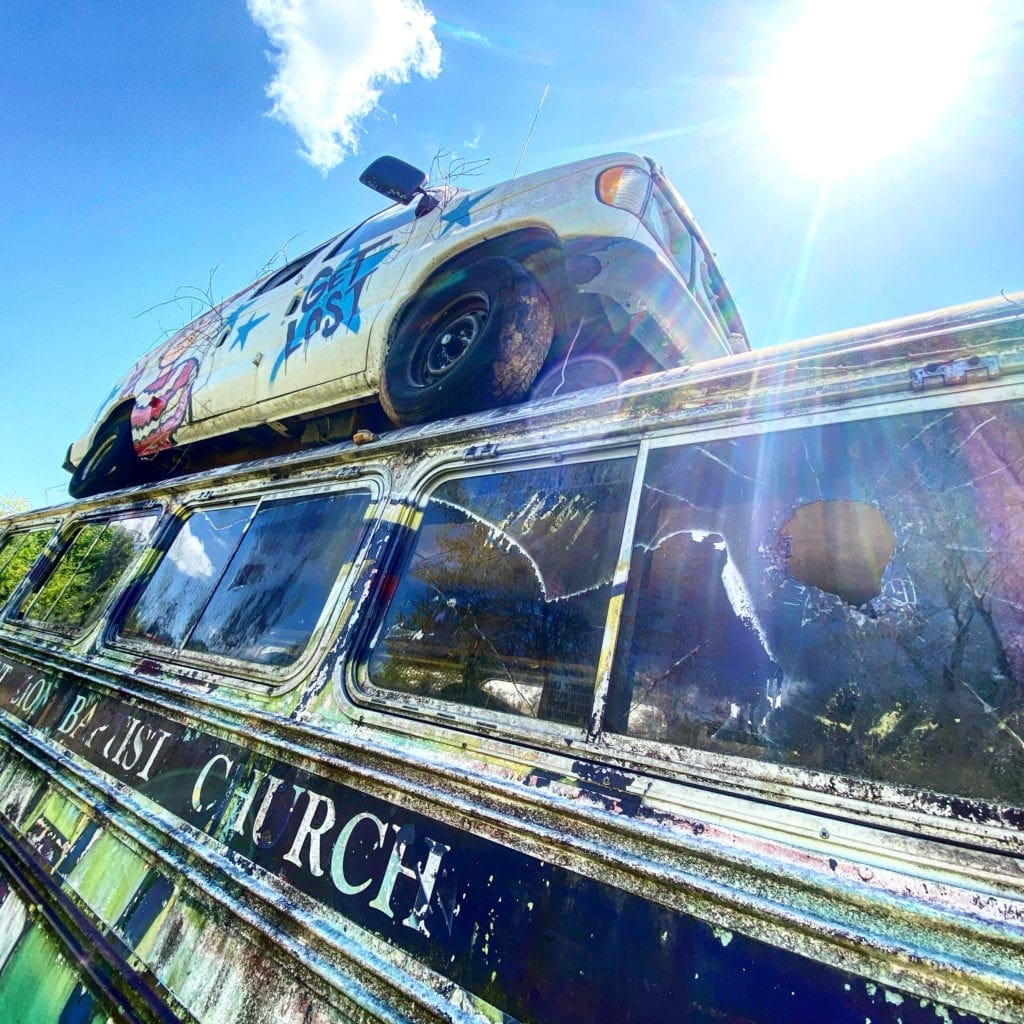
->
(68, 414, 140, 498)
(380, 257, 554, 426)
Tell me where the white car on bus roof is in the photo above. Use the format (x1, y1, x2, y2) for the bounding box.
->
(65, 152, 748, 497)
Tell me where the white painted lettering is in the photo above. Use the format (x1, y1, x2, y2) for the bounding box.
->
(366, 825, 450, 936)
(401, 837, 450, 937)
(192, 754, 234, 814)
(68, 702, 97, 743)
(56, 694, 88, 735)
(32, 678, 53, 714)
(13, 676, 52, 716)
(368, 824, 415, 921)
(121, 723, 150, 773)
(84, 719, 109, 750)
(101, 717, 128, 760)
(283, 791, 336, 876)
(230, 769, 268, 837)
(10, 675, 35, 709)
(252, 776, 305, 850)
(136, 729, 171, 782)
(330, 812, 386, 896)
(111, 717, 141, 766)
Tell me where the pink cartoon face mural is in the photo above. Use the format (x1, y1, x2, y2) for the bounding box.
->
(115, 289, 259, 460)
(128, 326, 206, 458)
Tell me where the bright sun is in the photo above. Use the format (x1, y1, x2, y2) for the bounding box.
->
(762, 1, 991, 179)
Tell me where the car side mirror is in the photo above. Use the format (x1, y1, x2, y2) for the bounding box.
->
(360, 156, 430, 205)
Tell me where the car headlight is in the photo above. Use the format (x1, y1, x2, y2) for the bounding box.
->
(595, 165, 652, 216)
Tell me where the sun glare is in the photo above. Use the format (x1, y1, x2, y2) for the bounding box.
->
(763, 1, 991, 178)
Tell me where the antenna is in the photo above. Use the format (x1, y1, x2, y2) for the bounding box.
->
(512, 84, 549, 180)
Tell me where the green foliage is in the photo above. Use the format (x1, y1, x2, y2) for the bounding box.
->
(0, 528, 52, 605)
(23, 519, 154, 631)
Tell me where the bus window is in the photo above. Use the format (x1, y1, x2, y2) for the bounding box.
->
(607, 400, 1024, 806)
(368, 457, 635, 726)
(117, 490, 371, 668)
(15, 515, 158, 634)
(0, 528, 53, 608)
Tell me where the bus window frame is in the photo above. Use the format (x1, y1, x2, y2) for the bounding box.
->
(0, 519, 63, 622)
(349, 441, 642, 744)
(592, 383, 1024, 847)
(8, 504, 163, 641)
(103, 473, 386, 696)
(2, 363, 1020, 850)
(338, 378, 1024, 849)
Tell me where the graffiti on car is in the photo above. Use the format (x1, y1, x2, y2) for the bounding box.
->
(224, 298, 270, 351)
(270, 234, 397, 383)
(437, 188, 494, 236)
(129, 309, 227, 457)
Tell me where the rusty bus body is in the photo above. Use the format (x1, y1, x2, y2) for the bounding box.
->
(1, 294, 1024, 1023)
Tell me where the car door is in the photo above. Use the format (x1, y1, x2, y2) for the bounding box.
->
(190, 201, 442, 425)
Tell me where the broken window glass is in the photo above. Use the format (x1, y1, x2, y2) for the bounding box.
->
(18, 515, 158, 633)
(0, 529, 53, 608)
(119, 491, 370, 667)
(608, 400, 1024, 807)
(368, 458, 635, 727)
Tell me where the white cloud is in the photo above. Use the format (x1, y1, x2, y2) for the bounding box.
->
(170, 523, 214, 579)
(247, 0, 442, 174)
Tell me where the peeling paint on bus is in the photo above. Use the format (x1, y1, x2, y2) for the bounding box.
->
(2, 294, 1024, 1023)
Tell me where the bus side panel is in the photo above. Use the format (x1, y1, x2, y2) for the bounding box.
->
(0, 655, 992, 1024)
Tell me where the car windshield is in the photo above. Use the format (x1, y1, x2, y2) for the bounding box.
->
(646, 186, 696, 287)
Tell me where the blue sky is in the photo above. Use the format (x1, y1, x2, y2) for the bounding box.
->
(2, 0, 1022, 506)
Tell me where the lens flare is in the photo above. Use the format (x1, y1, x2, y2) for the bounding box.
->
(762, 1, 991, 178)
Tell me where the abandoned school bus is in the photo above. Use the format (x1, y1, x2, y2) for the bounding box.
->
(1, 294, 1024, 1024)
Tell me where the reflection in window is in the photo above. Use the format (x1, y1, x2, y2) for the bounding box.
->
(608, 401, 1024, 806)
(119, 491, 369, 667)
(122, 505, 252, 650)
(368, 458, 634, 727)
(18, 516, 158, 632)
(0, 529, 52, 607)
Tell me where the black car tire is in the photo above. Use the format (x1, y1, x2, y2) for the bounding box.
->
(380, 257, 554, 426)
(68, 414, 139, 499)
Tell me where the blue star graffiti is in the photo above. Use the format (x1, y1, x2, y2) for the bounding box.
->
(223, 299, 269, 351)
(437, 189, 494, 236)
(270, 235, 397, 383)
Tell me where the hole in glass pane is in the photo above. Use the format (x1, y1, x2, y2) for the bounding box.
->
(777, 500, 895, 606)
